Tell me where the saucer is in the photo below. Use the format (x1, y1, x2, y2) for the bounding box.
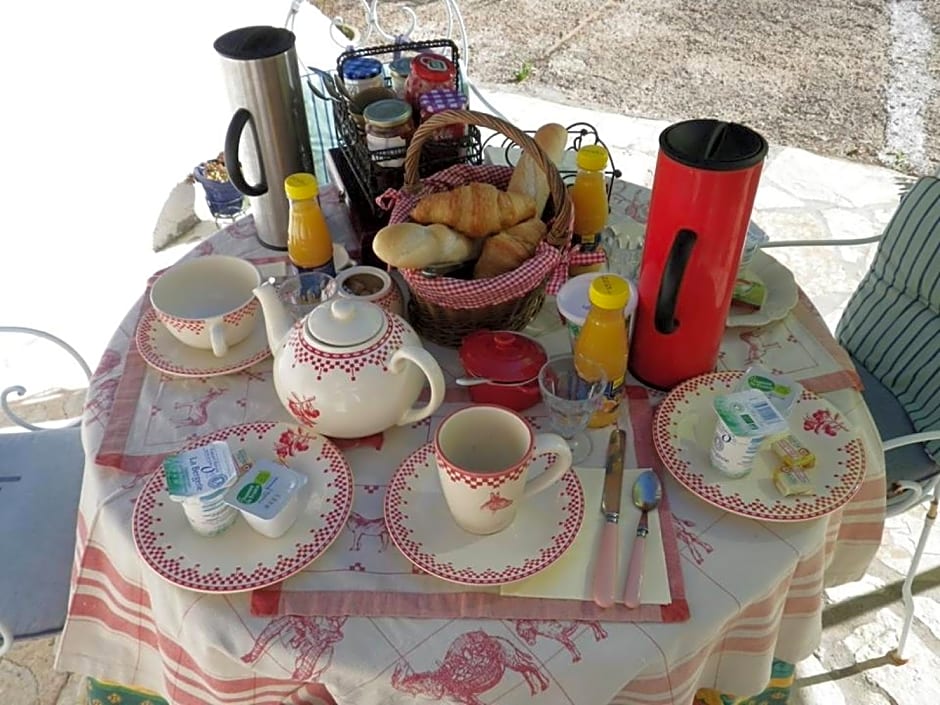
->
(384, 443, 585, 586)
(727, 250, 799, 328)
(136, 307, 271, 378)
(653, 371, 867, 522)
(132, 421, 354, 593)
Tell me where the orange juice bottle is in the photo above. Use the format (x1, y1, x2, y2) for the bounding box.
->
(568, 144, 609, 276)
(574, 274, 630, 428)
(285, 173, 335, 280)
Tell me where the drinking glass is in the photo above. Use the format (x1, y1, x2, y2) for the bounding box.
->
(538, 354, 607, 464)
(277, 271, 337, 319)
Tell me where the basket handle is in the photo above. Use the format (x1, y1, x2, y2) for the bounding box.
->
(403, 109, 573, 247)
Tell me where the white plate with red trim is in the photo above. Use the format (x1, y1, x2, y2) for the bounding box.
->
(384, 443, 584, 586)
(132, 422, 354, 593)
(727, 251, 800, 328)
(653, 372, 866, 522)
(135, 307, 271, 378)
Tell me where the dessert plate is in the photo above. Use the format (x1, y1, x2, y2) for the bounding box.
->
(132, 421, 354, 593)
(384, 443, 585, 586)
(136, 307, 270, 378)
(653, 372, 866, 522)
(727, 250, 799, 328)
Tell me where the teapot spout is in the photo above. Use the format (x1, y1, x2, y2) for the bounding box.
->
(253, 277, 294, 355)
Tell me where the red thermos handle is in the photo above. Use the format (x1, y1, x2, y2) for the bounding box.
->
(654, 229, 697, 334)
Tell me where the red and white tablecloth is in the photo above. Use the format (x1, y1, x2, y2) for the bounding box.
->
(55, 216, 885, 705)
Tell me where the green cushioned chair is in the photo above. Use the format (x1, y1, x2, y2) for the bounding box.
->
(0, 327, 91, 657)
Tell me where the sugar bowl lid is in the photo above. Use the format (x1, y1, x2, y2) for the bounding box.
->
(459, 330, 547, 383)
(306, 298, 385, 348)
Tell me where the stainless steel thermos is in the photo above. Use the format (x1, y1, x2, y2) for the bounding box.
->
(216, 26, 314, 249)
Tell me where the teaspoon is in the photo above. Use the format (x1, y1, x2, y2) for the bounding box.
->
(623, 470, 663, 608)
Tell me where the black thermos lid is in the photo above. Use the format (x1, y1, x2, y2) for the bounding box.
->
(660, 119, 768, 171)
(214, 26, 296, 60)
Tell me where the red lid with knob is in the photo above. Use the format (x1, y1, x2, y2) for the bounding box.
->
(459, 331, 547, 383)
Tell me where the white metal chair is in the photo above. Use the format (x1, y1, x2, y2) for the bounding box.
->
(0, 326, 91, 657)
(765, 176, 940, 663)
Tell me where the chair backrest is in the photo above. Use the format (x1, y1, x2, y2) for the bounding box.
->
(836, 176, 940, 462)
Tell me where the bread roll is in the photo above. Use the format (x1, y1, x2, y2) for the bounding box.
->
(373, 222, 481, 268)
(507, 123, 568, 217)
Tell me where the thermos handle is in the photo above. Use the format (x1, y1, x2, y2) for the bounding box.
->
(224, 108, 268, 197)
(654, 228, 697, 334)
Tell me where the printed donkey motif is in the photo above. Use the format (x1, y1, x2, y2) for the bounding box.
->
(346, 511, 390, 551)
(672, 513, 714, 565)
(242, 615, 347, 681)
(172, 387, 226, 427)
(513, 619, 608, 662)
(391, 630, 549, 705)
(739, 330, 783, 364)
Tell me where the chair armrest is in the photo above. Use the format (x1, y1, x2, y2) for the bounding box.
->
(0, 326, 92, 431)
(882, 430, 940, 452)
(761, 234, 883, 249)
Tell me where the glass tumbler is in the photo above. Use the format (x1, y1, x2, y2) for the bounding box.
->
(538, 354, 607, 464)
(277, 271, 337, 319)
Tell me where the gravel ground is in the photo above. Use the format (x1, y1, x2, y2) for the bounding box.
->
(314, 0, 939, 175)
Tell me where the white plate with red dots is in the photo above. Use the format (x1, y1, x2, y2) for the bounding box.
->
(384, 443, 584, 586)
(132, 422, 354, 593)
(653, 372, 867, 522)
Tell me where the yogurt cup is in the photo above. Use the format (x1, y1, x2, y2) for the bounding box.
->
(224, 460, 309, 539)
(163, 441, 239, 536)
(710, 389, 788, 478)
(556, 272, 637, 349)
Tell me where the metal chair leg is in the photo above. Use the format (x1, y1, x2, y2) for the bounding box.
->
(891, 491, 938, 664)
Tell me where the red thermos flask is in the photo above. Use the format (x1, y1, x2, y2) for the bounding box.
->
(629, 119, 768, 390)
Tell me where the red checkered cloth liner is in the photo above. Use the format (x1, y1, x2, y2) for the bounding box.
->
(377, 163, 575, 306)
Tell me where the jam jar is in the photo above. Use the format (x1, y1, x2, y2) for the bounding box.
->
(404, 52, 457, 114)
(388, 56, 412, 99)
(341, 56, 385, 98)
(363, 98, 414, 191)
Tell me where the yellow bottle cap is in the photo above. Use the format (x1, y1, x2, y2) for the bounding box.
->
(588, 274, 630, 309)
(576, 144, 609, 172)
(284, 173, 319, 200)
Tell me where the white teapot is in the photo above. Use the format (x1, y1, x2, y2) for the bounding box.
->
(253, 278, 445, 438)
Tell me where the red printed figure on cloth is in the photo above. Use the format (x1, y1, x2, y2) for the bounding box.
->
(391, 630, 549, 705)
(172, 386, 226, 427)
(242, 615, 347, 681)
(513, 619, 608, 662)
(346, 511, 390, 552)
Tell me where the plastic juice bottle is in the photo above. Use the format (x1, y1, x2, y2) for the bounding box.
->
(574, 274, 631, 428)
(568, 144, 609, 276)
(285, 173, 335, 282)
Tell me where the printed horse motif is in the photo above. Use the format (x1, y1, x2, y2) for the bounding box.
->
(391, 630, 549, 705)
(172, 387, 226, 427)
(513, 619, 608, 662)
(346, 511, 390, 551)
(242, 615, 347, 681)
(739, 330, 783, 364)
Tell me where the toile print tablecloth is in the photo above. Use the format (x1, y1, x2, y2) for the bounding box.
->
(57, 215, 885, 705)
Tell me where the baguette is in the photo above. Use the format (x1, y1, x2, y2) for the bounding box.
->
(507, 122, 568, 217)
(372, 222, 481, 269)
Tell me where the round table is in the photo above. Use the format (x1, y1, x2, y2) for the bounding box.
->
(55, 216, 885, 705)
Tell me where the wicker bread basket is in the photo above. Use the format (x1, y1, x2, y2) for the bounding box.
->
(387, 109, 573, 347)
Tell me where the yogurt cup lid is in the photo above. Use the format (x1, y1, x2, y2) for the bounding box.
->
(164, 441, 238, 501)
(713, 389, 788, 437)
(224, 460, 308, 521)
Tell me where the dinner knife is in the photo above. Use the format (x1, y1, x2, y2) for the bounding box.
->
(592, 428, 625, 608)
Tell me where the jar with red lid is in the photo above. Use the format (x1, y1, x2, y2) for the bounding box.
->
(457, 331, 547, 412)
(404, 52, 457, 114)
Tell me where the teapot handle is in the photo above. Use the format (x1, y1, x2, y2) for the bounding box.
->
(390, 346, 445, 427)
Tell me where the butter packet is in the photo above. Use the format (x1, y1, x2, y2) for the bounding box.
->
(735, 365, 802, 418)
(773, 467, 816, 497)
(771, 434, 816, 469)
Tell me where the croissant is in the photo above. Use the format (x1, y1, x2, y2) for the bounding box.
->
(473, 218, 547, 279)
(410, 182, 536, 238)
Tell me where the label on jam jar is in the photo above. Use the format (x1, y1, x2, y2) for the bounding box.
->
(366, 133, 407, 167)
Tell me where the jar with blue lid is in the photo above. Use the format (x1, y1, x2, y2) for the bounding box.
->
(341, 56, 385, 97)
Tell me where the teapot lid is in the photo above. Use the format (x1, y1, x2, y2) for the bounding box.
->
(305, 298, 385, 347)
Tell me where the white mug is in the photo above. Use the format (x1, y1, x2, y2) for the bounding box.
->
(434, 405, 573, 535)
(151, 255, 261, 357)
